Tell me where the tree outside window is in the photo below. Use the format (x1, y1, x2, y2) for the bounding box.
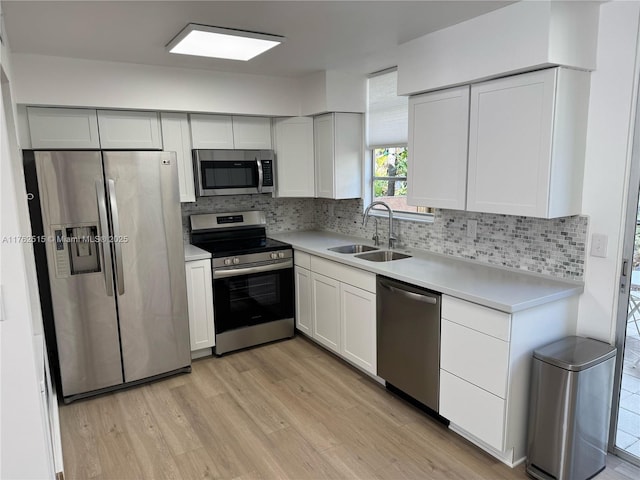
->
(373, 147, 428, 214)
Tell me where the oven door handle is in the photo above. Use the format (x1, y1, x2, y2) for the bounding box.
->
(214, 260, 292, 279)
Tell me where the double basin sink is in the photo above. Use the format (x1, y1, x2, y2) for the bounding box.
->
(327, 244, 412, 262)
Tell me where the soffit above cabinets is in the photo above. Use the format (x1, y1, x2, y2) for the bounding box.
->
(2, 1, 513, 78)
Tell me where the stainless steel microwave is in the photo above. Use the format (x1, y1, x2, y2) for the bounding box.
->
(193, 149, 275, 196)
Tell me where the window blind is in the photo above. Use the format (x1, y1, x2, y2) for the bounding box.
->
(367, 69, 408, 148)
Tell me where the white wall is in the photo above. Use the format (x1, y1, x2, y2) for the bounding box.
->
(0, 42, 54, 479)
(578, 1, 640, 342)
(11, 53, 302, 116)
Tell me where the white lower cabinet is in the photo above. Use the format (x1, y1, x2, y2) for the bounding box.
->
(311, 272, 341, 353)
(185, 259, 215, 352)
(294, 266, 313, 336)
(439, 294, 577, 466)
(294, 251, 377, 375)
(340, 283, 376, 374)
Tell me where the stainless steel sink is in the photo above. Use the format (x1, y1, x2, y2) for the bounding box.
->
(328, 244, 379, 254)
(355, 250, 412, 262)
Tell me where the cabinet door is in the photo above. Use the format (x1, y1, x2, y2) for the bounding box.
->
(185, 260, 215, 350)
(314, 114, 335, 198)
(333, 113, 362, 199)
(294, 266, 313, 336)
(340, 283, 376, 375)
(311, 272, 340, 353)
(273, 117, 315, 197)
(27, 107, 100, 149)
(467, 69, 556, 217)
(97, 110, 162, 149)
(440, 370, 506, 452)
(407, 86, 469, 210)
(232, 116, 272, 149)
(190, 114, 234, 149)
(161, 113, 195, 203)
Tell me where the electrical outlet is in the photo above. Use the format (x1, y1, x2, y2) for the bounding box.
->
(467, 220, 477, 240)
(590, 233, 608, 258)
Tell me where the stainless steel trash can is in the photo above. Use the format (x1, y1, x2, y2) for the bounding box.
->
(526, 336, 616, 480)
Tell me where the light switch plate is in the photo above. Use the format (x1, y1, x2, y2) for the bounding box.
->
(590, 233, 608, 258)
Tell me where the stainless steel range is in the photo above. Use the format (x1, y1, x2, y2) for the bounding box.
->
(190, 211, 294, 355)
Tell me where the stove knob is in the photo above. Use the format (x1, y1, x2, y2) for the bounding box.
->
(270, 252, 278, 260)
(278, 252, 285, 259)
(233, 257, 240, 265)
(224, 258, 232, 266)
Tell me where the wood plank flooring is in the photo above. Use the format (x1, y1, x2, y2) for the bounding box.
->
(59, 336, 640, 480)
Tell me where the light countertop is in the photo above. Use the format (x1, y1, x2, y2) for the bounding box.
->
(269, 230, 583, 313)
(184, 243, 211, 262)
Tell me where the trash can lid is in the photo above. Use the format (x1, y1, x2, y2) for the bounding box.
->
(533, 336, 616, 371)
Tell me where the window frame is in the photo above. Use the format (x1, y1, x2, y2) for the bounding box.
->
(368, 145, 434, 223)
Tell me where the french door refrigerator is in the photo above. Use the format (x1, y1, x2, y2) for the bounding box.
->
(32, 150, 190, 402)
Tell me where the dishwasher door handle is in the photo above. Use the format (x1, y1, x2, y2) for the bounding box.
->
(380, 281, 438, 304)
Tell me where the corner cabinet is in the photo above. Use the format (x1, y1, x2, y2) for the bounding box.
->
(185, 259, 215, 353)
(273, 117, 315, 197)
(314, 113, 363, 199)
(160, 113, 196, 203)
(466, 68, 589, 218)
(190, 114, 272, 150)
(293, 251, 376, 375)
(439, 295, 576, 466)
(407, 86, 470, 210)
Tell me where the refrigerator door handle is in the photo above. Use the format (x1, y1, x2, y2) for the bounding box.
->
(107, 179, 125, 295)
(95, 179, 114, 297)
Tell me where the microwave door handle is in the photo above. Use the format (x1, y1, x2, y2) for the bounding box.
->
(256, 157, 263, 193)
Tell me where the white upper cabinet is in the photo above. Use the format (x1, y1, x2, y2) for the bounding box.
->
(467, 68, 589, 218)
(190, 114, 272, 149)
(314, 113, 362, 199)
(96, 110, 162, 149)
(407, 86, 470, 210)
(189, 114, 234, 149)
(273, 117, 315, 198)
(160, 112, 195, 203)
(232, 116, 272, 149)
(27, 107, 100, 149)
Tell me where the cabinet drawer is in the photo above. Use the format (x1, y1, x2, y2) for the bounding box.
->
(441, 319, 509, 398)
(294, 251, 312, 269)
(442, 295, 511, 341)
(310, 256, 375, 293)
(440, 370, 506, 452)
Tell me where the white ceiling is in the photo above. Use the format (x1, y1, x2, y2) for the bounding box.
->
(2, 1, 513, 78)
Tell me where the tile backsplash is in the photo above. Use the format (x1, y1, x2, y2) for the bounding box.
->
(181, 195, 315, 240)
(182, 196, 587, 281)
(314, 199, 587, 281)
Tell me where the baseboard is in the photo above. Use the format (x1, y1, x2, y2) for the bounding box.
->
(448, 423, 524, 468)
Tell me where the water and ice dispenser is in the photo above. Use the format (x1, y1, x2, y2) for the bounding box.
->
(52, 225, 101, 277)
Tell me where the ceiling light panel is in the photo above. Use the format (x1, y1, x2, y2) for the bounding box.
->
(167, 24, 284, 61)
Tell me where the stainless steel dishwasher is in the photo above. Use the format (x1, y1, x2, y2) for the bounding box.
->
(377, 276, 441, 413)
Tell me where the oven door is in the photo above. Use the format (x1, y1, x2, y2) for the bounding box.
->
(212, 261, 294, 334)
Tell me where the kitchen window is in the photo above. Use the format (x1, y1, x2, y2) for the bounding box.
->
(367, 69, 432, 220)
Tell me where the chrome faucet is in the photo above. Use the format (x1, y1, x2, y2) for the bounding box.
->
(363, 201, 396, 249)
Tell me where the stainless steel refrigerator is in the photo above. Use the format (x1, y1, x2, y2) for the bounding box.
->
(33, 151, 190, 402)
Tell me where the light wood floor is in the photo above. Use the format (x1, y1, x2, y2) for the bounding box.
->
(59, 335, 640, 480)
